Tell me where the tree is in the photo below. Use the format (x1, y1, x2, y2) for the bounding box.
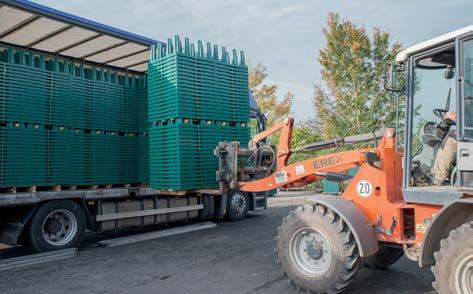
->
(291, 120, 321, 148)
(249, 63, 294, 127)
(314, 13, 402, 139)
(289, 119, 322, 162)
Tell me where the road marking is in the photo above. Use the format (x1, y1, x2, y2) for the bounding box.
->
(0, 248, 78, 271)
(97, 222, 218, 248)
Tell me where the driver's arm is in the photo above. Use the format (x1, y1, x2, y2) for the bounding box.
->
(445, 112, 456, 121)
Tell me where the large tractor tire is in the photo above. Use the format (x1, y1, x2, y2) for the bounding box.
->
(363, 243, 404, 269)
(276, 204, 361, 293)
(24, 200, 86, 252)
(432, 222, 473, 294)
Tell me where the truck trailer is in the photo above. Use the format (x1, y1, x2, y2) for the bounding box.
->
(0, 0, 268, 252)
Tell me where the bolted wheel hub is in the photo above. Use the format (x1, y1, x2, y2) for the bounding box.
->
(231, 192, 247, 215)
(306, 241, 324, 260)
(41, 209, 78, 246)
(44, 218, 62, 235)
(289, 228, 333, 278)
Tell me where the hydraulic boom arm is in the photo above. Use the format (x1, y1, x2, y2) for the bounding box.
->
(215, 117, 388, 193)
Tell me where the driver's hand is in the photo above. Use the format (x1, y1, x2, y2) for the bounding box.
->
(444, 111, 456, 121)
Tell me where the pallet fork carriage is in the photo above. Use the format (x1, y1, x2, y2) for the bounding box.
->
(216, 26, 473, 294)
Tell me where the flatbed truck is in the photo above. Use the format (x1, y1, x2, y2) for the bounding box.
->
(0, 0, 268, 252)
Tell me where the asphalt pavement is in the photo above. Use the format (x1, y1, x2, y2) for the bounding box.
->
(0, 192, 435, 294)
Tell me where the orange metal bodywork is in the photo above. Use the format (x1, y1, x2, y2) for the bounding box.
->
(239, 119, 443, 246)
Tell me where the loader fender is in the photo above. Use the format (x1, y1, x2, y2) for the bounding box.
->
(419, 198, 473, 267)
(303, 195, 379, 257)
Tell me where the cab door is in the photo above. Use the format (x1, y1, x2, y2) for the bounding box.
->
(456, 32, 473, 187)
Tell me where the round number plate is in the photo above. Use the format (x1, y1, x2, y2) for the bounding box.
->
(357, 180, 373, 198)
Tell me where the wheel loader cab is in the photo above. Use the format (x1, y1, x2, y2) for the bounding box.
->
(408, 47, 456, 186)
(274, 27, 473, 294)
(398, 32, 473, 204)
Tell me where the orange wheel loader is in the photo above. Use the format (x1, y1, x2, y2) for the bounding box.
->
(215, 26, 473, 293)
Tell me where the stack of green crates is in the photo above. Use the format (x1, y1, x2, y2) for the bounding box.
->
(138, 76, 150, 183)
(148, 36, 250, 190)
(0, 123, 48, 186)
(149, 37, 248, 122)
(0, 47, 150, 187)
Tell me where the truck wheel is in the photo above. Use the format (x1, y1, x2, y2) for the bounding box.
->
(432, 222, 473, 294)
(225, 190, 249, 221)
(276, 204, 361, 293)
(363, 243, 404, 269)
(25, 200, 86, 252)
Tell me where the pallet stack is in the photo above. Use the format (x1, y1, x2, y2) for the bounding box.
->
(0, 48, 149, 188)
(138, 77, 150, 183)
(148, 36, 250, 190)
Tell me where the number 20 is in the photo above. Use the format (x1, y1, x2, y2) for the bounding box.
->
(358, 182, 371, 196)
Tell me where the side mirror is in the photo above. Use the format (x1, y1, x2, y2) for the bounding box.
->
(384, 63, 404, 93)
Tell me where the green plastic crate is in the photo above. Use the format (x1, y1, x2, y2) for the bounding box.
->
(149, 119, 249, 190)
(0, 46, 150, 187)
(148, 36, 249, 123)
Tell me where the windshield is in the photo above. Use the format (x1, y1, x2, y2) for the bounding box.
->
(410, 63, 456, 154)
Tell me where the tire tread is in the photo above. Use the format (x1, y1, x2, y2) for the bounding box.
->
(275, 204, 362, 293)
(431, 221, 473, 293)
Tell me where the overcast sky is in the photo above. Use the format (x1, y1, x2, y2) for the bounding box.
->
(36, 0, 472, 121)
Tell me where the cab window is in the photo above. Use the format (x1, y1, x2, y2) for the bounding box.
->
(409, 47, 456, 186)
(462, 39, 473, 139)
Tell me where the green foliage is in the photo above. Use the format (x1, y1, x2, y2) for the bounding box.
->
(249, 63, 294, 127)
(291, 120, 321, 148)
(314, 13, 403, 139)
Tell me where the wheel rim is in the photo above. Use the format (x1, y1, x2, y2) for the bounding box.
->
(289, 228, 333, 278)
(455, 255, 473, 294)
(231, 192, 247, 215)
(42, 209, 78, 246)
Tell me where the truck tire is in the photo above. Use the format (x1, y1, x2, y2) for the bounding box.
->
(225, 190, 249, 221)
(24, 200, 86, 252)
(276, 204, 361, 293)
(363, 243, 404, 269)
(432, 221, 473, 293)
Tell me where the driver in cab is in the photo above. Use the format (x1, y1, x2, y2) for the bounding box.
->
(431, 112, 456, 186)
(431, 65, 457, 186)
